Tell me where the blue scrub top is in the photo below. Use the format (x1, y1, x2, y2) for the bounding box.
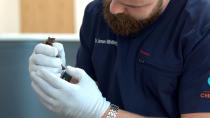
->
(76, 0, 210, 117)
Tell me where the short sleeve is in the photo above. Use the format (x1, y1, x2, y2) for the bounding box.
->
(179, 29, 210, 113)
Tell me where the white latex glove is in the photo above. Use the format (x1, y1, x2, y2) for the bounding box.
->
(30, 66, 110, 118)
(29, 42, 66, 77)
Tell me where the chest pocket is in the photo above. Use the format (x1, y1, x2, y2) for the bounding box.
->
(135, 54, 182, 98)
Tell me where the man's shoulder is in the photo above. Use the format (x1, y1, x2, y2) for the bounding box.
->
(85, 0, 103, 16)
(179, 0, 210, 57)
(80, 0, 106, 51)
(184, 0, 210, 32)
(186, 0, 210, 9)
(82, 0, 105, 28)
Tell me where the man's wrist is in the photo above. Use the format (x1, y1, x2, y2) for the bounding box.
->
(102, 104, 119, 118)
(102, 105, 111, 118)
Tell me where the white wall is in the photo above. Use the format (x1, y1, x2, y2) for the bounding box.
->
(0, 0, 20, 33)
(0, 0, 93, 34)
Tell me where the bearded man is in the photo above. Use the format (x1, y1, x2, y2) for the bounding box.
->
(29, 0, 210, 118)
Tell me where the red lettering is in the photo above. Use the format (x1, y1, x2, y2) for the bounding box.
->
(140, 50, 151, 56)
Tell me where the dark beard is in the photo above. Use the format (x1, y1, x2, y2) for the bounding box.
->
(103, 0, 163, 36)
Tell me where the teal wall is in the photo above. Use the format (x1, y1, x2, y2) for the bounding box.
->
(0, 41, 80, 118)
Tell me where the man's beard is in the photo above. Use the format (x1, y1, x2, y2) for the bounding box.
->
(103, 0, 163, 36)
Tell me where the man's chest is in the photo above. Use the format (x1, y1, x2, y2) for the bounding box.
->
(92, 30, 183, 78)
(92, 31, 183, 99)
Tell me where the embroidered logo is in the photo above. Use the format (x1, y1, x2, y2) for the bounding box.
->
(95, 38, 118, 46)
(140, 49, 150, 56)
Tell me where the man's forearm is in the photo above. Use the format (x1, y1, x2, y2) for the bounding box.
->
(102, 106, 210, 118)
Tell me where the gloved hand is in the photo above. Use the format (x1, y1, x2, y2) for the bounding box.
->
(30, 66, 110, 118)
(29, 42, 66, 77)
